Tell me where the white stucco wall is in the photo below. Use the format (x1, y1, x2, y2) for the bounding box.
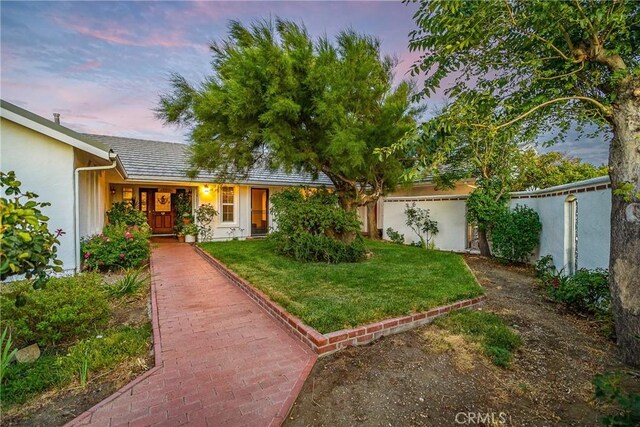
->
(381, 177, 611, 271)
(510, 177, 611, 271)
(382, 196, 469, 251)
(1, 118, 77, 272)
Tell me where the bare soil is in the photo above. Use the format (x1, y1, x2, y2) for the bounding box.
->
(2, 275, 153, 427)
(286, 255, 639, 426)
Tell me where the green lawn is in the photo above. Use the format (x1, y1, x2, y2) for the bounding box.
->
(199, 239, 483, 333)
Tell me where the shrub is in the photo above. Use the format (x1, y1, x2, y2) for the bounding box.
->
(386, 227, 405, 245)
(491, 204, 542, 263)
(534, 254, 556, 279)
(81, 224, 151, 271)
(435, 309, 522, 367)
(405, 203, 439, 249)
(546, 268, 610, 316)
(194, 203, 218, 241)
(1, 171, 64, 288)
(0, 273, 110, 349)
(269, 188, 366, 263)
(106, 202, 148, 227)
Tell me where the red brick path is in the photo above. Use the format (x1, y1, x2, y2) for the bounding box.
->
(67, 243, 316, 427)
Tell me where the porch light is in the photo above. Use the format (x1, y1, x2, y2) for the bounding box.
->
(203, 184, 210, 194)
(110, 186, 116, 195)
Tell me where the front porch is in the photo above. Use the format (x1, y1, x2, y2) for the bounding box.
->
(106, 180, 273, 240)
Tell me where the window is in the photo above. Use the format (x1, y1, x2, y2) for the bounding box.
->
(122, 187, 133, 206)
(221, 186, 235, 223)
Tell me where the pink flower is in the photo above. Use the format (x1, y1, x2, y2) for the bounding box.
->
(55, 228, 65, 237)
(119, 253, 125, 259)
(84, 252, 91, 259)
(125, 232, 133, 240)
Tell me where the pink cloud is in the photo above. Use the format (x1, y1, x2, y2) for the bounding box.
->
(66, 59, 101, 73)
(52, 16, 201, 49)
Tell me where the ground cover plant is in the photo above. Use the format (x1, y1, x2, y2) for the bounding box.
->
(0, 271, 152, 413)
(200, 239, 483, 333)
(433, 309, 522, 367)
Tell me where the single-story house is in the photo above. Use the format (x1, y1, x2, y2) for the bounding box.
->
(1, 99, 611, 275)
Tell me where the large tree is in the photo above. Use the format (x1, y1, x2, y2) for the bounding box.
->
(512, 150, 609, 191)
(157, 19, 418, 226)
(408, 0, 639, 364)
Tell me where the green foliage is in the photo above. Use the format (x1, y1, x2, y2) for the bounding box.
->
(385, 228, 405, 245)
(81, 224, 151, 271)
(1, 328, 18, 385)
(107, 268, 149, 298)
(173, 192, 192, 231)
(404, 203, 439, 249)
(594, 372, 640, 426)
(512, 150, 608, 191)
(268, 188, 366, 263)
(435, 309, 522, 367)
(491, 205, 542, 263)
(613, 182, 640, 203)
(466, 179, 510, 232)
(1, 325, 150, 407)
(1, 171, 63, 288)
(0, 273, 110, 349)
(408, 0, 638, 134)
(157, 18, 419, 209)
(545, 268, 611, 316)
(106, 202, 148, 227)
(181, 223, 199, 236)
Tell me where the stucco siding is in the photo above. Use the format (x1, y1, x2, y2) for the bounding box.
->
(382, 197, 469, 251)
(1, 118, 77, 272)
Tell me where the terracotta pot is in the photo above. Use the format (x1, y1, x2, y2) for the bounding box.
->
(177, 235, 185, 243)
(182, 219, 191, 224)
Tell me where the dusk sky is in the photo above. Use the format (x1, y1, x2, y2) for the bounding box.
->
(1, 1, 609, 165)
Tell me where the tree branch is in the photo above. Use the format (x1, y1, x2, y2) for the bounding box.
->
(539, 62, 585, 80)
(470, 96, 612, 131)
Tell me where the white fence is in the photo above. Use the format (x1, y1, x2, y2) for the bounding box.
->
(382, 176, 611, 272)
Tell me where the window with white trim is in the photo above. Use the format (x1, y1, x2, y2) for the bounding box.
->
(221, 186, 235, 223)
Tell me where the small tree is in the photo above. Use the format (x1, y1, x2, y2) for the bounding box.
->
(194, 203, 218, 242)
(466, 179, 511, 257)
(1, 171, 63, 288)
(405, 203, 439, 249)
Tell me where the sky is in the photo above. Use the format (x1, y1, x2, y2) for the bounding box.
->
(1, 1, 609, 165)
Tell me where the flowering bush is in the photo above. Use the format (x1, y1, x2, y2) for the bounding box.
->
(81, 224, 150, 271)
(106, 202, 148, 227)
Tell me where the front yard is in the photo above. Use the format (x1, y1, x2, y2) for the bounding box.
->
(199, 239, 483, 333)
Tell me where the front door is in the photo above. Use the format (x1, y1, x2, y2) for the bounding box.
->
(251, 188, 269, 236)
(140, 188, 174, 234)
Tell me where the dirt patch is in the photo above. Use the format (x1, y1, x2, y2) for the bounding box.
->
(286, 255, 638, 426)
(2, 276, 153, 427)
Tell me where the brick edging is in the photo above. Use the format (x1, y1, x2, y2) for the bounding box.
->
(194, 245, 486, 357)
(65, 258, 164, 426)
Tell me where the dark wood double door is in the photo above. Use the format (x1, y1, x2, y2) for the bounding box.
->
(139, 188, 174, 234)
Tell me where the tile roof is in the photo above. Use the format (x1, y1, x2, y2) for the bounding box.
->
(86, 134, 333, 186)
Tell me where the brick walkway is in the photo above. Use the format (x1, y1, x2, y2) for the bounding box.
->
(68, 242, 316, 427)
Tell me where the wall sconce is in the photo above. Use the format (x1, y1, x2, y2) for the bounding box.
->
(203, 184, 210, 194)
(110, 186, 116, 195)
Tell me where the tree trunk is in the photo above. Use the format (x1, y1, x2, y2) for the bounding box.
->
(609, 76, 640, 367)
(366, 201, 379, 240)
(478, 227, 491, 257)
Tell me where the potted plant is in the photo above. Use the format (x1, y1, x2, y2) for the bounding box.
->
(181, 212, 193, 224)
(182, 223, 198, 243)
